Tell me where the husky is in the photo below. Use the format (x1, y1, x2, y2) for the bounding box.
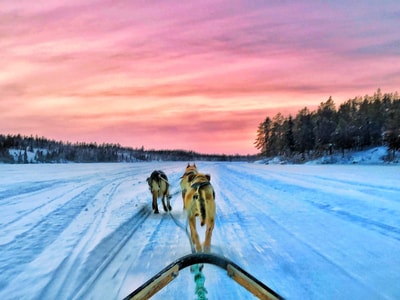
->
(184, 172, 215, 252)
(180, 163, 198, 207)
(146, 170, 172, 214)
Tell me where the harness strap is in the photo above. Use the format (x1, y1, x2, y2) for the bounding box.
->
(191, 181, 210, 189)
(158, 174, 169, 184)
(180, 170, 197, 179)
(167, 209, 196, 254)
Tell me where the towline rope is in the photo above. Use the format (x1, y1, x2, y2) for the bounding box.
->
(167, 191, 208, 300)
(167, 209, 195, 254)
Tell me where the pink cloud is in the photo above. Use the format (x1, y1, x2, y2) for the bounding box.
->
(1, 1, 400, 154)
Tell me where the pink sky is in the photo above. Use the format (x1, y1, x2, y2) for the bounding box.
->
(1, 1, 399, 155)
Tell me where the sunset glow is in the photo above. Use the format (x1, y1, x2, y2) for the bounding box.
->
(1, 1, 399, 154)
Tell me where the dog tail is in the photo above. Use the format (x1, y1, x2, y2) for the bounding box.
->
(196, 188, 207, 226)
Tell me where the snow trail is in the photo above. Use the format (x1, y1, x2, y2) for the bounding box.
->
(0, 162, 399, 299)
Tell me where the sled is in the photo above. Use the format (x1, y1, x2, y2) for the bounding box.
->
(123, 252, 284, 300)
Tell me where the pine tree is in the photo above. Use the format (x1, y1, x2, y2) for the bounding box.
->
(314, 97, 337, 154)
(293, 107, 315, 159)
(285, 115, 295, 155)
(254, 117, 272, 157)
(385, 99, 400, 158)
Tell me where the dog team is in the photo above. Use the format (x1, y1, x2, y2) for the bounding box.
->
(146, 163, 215, 252)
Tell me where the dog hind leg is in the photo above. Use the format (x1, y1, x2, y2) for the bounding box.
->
(189, 216, 202, 252)
(203, 198, 215, 252)
(161, 194, 168, 212)
(181, 189, 186, 209)
(166, 189, 172, 211)
(152, 191, 159, 214)
(203, 218, 214, 252)
(198, 189, 206, 226)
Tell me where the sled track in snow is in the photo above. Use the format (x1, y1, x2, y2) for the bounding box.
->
(0, 181, 91, 230)
(25, 167, 154, 299)
(37, 177, 131, 297)
(307, 200, 400, 241)
(0, 179, 73, 201)
(210, 164, 387, 299)
(221, 164, 400, 242)
(0, 180, 109, 291)
(71, 204, 152, 299)
(2, 163, 399, 299)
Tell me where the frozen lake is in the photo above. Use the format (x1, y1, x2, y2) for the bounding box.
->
(0, 162, 399, 299)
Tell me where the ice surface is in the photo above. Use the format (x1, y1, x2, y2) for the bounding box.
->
(0, 162, 399, 299)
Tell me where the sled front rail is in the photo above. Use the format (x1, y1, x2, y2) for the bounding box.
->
(123, 252, 284, 300)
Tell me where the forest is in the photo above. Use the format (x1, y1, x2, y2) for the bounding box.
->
(0, 134, 248, 163)
(2, 89, 399, 164)
(254, 89, 400, 162)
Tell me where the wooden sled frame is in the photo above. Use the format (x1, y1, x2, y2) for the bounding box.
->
(123, 253, 284, 300)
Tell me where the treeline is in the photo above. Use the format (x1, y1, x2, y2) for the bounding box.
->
(0, 134, 252, 163)
(0, 135, 137, 163)
(143, 149, 248, 162)
(255, 89, 400, 162)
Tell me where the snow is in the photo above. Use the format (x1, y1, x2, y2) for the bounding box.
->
(306, 147, 393, 165)
(257, 146, 398, 165)
(0, 162, 399, 299)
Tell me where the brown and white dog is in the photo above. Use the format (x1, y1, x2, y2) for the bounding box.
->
(179, 163, 198, 208)
(184, 172, 215, 252)
(146, 170, 172, 214)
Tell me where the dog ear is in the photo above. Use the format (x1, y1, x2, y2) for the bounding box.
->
(188, 173, 196, 182)
(205, 174, 211, 181)
(193, 163, 197, 168)
(187, 163, 190, 167)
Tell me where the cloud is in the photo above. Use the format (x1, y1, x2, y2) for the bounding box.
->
(1, 1, 400, 154)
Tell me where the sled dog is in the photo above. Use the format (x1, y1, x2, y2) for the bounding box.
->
(146, 170, 172, 214)
(184, 172, 215, 252)
(180, 163, 198, 207)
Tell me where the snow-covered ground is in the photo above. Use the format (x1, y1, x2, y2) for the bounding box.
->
(307, 147, 395, 165)
(0, 162, 399, 299)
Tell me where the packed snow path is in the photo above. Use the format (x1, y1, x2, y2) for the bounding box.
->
(0, 163, 399, 299)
